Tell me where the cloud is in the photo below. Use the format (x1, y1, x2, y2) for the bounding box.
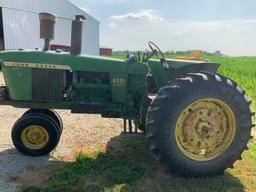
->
(108, 22, 117, 28)
(179, 19, 256, 33)
(110, 10, 164, 22)
(232, 19, 256, 27)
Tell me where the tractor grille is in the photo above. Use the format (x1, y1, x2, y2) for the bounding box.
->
(32, 69, 66, 102)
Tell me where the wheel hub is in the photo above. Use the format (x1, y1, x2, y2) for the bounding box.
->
(21, 125, 49, 150)
(175, 98, 236, 161)
(196, 121, 213, 137)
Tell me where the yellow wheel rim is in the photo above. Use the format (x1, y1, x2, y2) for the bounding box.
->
(21, 125, 49, 150)
(175, 98, 236, 161)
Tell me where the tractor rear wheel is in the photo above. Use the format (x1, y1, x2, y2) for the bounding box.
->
(12, 114, 60, 156)
(146, 72, 254, 177)
(22, 109, 63, 134)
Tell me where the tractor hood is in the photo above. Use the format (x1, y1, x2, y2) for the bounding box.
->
(0, 50, 148, 75)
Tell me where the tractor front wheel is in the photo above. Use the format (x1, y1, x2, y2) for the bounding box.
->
(146, 72, 254, 177)
(22, 109, 63, 134)
(12, 114, 60, 156)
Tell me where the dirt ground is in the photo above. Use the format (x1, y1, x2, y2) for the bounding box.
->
(0, 72, 255, 192)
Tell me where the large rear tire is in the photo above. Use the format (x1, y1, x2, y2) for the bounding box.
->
(146, 72, 254, 177)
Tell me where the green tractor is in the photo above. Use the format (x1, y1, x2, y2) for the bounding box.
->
(0, 13, 253, 177)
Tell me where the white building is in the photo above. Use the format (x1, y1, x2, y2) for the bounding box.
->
(0, 0, 99, 55)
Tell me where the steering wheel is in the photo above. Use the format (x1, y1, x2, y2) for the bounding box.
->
(148, 41, 165, 60)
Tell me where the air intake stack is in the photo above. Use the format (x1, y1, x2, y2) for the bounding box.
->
(71, 15, 86, 55)
(39, 13, 57, 51)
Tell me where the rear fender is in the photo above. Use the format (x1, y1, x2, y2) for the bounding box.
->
(170, 62, 220, 81)
(148, 59, 220, 91)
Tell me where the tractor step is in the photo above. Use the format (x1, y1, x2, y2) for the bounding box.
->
(123, 119, 138, 133)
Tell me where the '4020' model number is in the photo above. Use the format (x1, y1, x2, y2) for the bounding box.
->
(112, 78, 126, 87)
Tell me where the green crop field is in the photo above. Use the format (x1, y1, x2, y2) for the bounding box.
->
(24, 56, 256, 192)
(213, 56, 256, 108)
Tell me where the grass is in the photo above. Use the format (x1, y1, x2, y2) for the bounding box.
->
(214, 57, 256, 105)
(23, 135, 256, 192)
(23, 56, 256, 192)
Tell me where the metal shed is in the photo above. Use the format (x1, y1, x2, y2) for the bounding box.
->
(0, 0, 99, 55)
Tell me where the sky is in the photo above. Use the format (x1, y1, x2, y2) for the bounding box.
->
(70, 0, 256, 56)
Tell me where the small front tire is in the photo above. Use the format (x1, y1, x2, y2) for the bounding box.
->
(22, 109, 63, 134)
(12, 114, 60, 156)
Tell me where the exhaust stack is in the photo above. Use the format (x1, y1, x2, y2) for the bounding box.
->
(39, 12, 57, 51)
(71, 15, 86, 55)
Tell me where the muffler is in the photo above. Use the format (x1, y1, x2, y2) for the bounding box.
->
(71, 15, 86, 55)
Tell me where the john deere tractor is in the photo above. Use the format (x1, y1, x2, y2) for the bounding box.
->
(0, 13, 253, 177)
